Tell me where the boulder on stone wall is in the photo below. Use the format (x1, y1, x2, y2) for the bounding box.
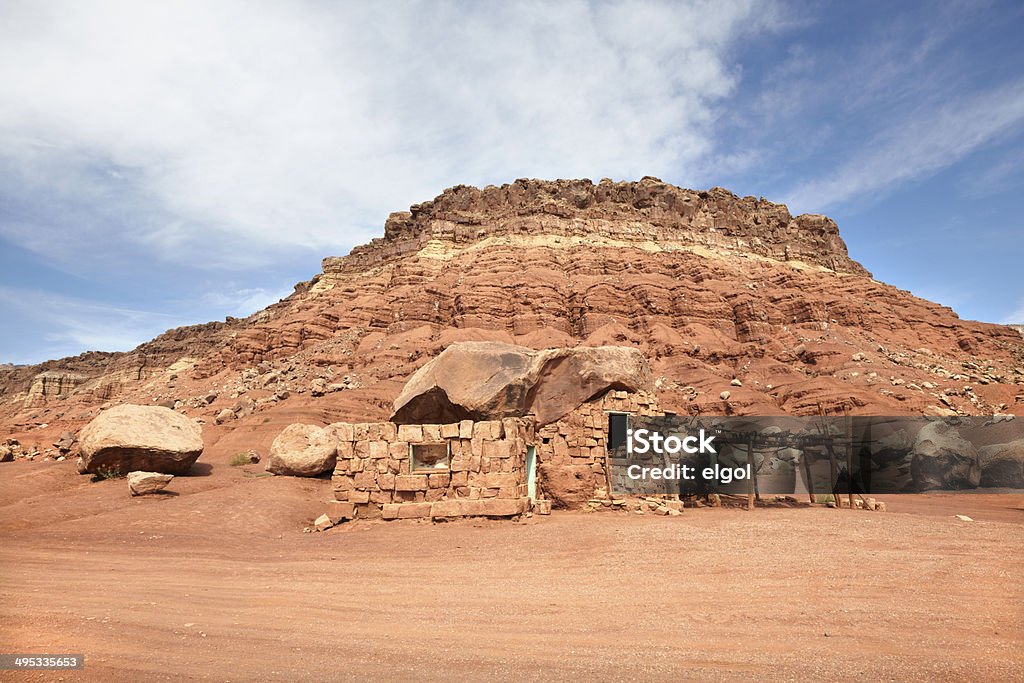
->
(391, 342, 653, 426)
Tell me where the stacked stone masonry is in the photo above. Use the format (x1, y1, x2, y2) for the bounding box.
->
(330, 389, 664, 519)
(535, 390, 662, 506)
(332, 418, 534, 519)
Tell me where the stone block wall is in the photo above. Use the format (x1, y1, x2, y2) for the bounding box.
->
(331, 418, 533, 520)
(535, 390, 661, 507)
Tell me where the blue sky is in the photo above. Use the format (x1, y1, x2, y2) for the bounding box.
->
(1, 0, 1022, 365)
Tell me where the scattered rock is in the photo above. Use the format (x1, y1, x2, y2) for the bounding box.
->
(730, 378, 743, 387)
(314, 513, 333, 531)
(719, 390, 731, 401)
(233, 397, 256, 418)
(53, 431, 77, 453)
(265, 423, 337, 477)
(325, 500, 356, 523)
(78, 404, 204, 476)
(127, 471, 174, 496)
(954, 514, 973, 522)
(214, 408, 236, 425)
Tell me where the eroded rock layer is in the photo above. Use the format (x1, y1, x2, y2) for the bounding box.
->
(2, 178, 1022, 460)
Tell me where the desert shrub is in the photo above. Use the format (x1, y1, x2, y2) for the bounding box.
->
(96, 466, 124, 480)
(229, 452, 253, 467)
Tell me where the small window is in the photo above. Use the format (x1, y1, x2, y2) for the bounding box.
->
(411, 442, 450, 471)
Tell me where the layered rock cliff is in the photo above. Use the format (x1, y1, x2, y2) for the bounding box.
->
(2, 178, 1022, 457)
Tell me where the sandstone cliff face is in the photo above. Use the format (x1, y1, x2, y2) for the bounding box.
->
(328, 178, 867, 276)
(1, 178, 1022, 455)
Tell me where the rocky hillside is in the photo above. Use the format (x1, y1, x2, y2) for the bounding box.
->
(2, 178, 1022, 458)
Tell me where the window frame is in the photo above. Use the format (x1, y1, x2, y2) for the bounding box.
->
(409, 441, 451, 472)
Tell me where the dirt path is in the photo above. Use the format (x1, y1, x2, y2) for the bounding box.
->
(1, 460, 1022, 681)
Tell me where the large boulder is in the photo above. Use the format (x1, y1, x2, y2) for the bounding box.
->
(78, 404, 204, 476)
(392, 342, 653, 426)
(910, 420, 979, 491)
(978, 439, 1024, 488)
(265, 424, 337, 477)
(539, 463, 597, 509)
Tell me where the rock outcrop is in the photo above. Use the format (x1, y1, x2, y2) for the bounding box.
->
(78, 404, 204, 476)
(978, 439, 1024, 488)
(265, 423, 337, 477)
(331, 179, 869, 276)
(26, 371, 85, 405)
(910, 421, 980, 490)
(392, 342, 653, 425)
(0, 178, 1021, 457)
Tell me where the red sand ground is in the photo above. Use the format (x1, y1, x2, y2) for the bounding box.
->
(1, 458, 1022, 681)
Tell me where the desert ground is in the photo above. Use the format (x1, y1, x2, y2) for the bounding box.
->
(2, 457, 1022, 682)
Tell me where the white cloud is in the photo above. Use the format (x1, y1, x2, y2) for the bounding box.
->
(193, 285, 294, 318)
(0, 282, 294, 364)
(0, 0, 775, 270)
(961, 148, 1024, 198)
(1001, 300, 1024, 325)
(783, 80, 1024, 213)
(0, 287, 179, 362)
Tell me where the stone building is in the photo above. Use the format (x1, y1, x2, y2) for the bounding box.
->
(330, 417, 534, 520)
(325, 342, 662, 521)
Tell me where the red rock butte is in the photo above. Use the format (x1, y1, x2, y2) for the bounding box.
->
(1, 177, 1022, 457)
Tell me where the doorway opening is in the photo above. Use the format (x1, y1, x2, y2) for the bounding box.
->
(525, 445, 537, 502)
